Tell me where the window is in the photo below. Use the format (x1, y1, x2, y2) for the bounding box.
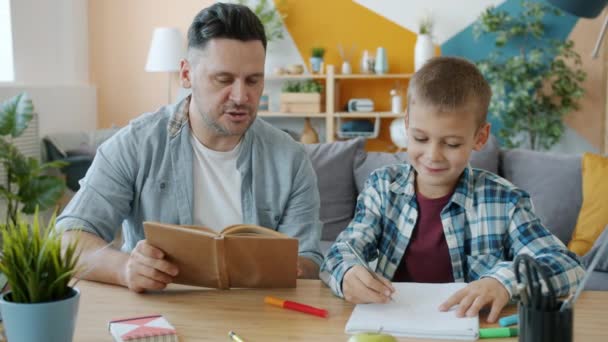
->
(0, 0, 14, 82)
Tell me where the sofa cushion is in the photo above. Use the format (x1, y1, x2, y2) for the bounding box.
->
(304, 138, 365, 241)
(353, 135, 501, 193)
(568, 153, 608, 255)
(500, 149, 582, 246)
(582, 225, 608, 272)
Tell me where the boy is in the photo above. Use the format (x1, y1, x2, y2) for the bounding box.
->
(320, 56, 584, 323)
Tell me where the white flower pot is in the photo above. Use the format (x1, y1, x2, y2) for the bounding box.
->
(414, 34, 435, 71)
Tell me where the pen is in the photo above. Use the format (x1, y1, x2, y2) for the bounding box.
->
(264, 296, 329, 318)
(498, 313, 518, 327)
(479, 327, 518, 339)
(345, 241, 395, 301)
(228, 330, 245, 342)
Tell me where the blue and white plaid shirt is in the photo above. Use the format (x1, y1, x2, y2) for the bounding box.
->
(320, 163, 585, 298)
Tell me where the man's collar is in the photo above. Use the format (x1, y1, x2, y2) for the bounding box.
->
(168, 95, 192, 138)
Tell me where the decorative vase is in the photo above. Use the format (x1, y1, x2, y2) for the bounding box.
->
(374, 47, 388, 74)
(300, 118, 319, 144)
(0, 287, 80, 342)
(414, 34, 435, 71)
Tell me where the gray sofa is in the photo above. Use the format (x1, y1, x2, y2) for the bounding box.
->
(303, 137, 608, 291)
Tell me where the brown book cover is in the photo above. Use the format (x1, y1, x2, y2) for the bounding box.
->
(143, 222, 298, 289)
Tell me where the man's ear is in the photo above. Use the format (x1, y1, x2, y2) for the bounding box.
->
(473, 123, 491, 151)
(179, 59, 192, 89)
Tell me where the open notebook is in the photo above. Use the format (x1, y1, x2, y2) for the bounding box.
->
(345, 282, 479, 340)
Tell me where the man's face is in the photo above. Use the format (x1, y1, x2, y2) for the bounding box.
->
(181, 39, 265, 138)
(406, 101, 489, 198)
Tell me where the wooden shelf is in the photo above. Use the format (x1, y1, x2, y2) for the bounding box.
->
(265, 73, 412, 80)
(334, 112, 403, 118)
(258, 112, 326, 118)
(334, 73, 412, 79)
(265, 74, 326, 80)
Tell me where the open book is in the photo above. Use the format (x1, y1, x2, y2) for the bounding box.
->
(345, 283, 479, 340)
(143, 222, 298, 289)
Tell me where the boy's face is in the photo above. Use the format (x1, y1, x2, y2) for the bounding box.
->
(406, 101, 490, 198)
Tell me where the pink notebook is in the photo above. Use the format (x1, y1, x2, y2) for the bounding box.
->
(108, 314, 178, 341)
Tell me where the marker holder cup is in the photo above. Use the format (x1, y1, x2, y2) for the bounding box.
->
(519, 300, 573, 342)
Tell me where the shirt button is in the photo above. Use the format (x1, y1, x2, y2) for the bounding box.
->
(406, 218, 414, 224)
(160, 182, 166, 190)
(274, 215, 280, 221)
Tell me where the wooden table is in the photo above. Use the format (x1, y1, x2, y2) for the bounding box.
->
(72, 280, 607, 341)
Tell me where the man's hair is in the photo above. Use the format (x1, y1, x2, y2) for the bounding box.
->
(187, 2, 267, 53)
(407, 56, 491, 127)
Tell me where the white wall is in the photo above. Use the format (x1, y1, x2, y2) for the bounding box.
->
(1, 0, 96, 137)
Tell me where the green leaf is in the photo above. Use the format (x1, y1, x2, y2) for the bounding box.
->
(18, 176, 66, 213)
(0, 92, 34, 138)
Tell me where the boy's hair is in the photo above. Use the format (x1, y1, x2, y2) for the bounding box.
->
(407, 56, 491, 127)
(187, 3, 267, 53)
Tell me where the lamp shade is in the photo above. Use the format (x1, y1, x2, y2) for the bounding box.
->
(548, 0, 607, 18)
(145, 27, 185, 72)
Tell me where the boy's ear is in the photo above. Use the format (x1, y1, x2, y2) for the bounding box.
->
(473, 123, 491, 151)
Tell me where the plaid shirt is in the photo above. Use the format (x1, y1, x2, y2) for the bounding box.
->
(320, 163, 585, 298)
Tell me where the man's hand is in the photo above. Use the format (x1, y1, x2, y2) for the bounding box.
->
(297, 256, 320, 279)
(439, 278, 510, 323)
(122, 240, 179, 293)
(342, 265, 395, 304)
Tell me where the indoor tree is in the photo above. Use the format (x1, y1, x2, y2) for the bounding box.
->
(474, 1, 586, 150)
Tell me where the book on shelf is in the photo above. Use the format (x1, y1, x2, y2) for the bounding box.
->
(345, 282, 479, 340)
(108, 314, 177, 342)
(143, 222, 298, 289)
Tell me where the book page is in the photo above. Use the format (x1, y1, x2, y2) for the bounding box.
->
(345, 282, 479, 340)
(221, 224, 288, 238)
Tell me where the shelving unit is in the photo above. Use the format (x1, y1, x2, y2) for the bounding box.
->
(259, 65, 412, 142)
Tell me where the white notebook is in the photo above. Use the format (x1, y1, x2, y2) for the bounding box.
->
(345, 282, 479, 340)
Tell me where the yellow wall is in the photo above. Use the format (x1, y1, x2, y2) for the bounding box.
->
(89, 0, 214, 128)
(280, 0, 420, 151)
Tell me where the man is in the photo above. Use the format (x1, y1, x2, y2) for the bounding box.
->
(58, 3, 323, 292)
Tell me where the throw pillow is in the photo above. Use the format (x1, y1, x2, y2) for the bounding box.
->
(303, 138, 365, 242)
(501, 149, 582, 246)
(581, 225, 608, 272)
(568, 153, 608, 255)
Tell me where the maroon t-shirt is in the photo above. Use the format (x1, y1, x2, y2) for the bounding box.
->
(392, 190, 455, 283)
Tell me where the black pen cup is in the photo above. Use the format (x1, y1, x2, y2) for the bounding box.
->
(519, 301, 573, 342)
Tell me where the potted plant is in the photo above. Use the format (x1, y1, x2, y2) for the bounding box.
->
(310, 47, 326, 74)
(280, 80, 324, 113)
(0, 211, 81, 341)
(236, 0, 287, 43)
(0, 92, 67, 226)
(473, 1, 586, 150)
(414, 14, 435, 71)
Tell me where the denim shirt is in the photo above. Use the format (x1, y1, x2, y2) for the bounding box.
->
(57, 96, 324, 265)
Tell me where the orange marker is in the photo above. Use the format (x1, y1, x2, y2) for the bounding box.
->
(264, 296, 328, 318)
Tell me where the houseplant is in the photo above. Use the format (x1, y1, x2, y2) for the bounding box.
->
(415, 14, 435, 71)
(280, 80, 323, 113)
(310, 47, 326, 74)
(236, 0, 287, 42)
(0, 210, 82, 341)
(0, 92, 67, 226)
(473, 1, 586, 150)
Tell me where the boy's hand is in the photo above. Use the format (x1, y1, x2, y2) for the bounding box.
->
(342, 265, 395, 304)
(439, 278, 509, 323)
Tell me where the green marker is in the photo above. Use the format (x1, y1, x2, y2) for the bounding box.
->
(479, 327, 518, 339)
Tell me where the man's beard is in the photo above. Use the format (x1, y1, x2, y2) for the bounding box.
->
(200, 103, 254, 136)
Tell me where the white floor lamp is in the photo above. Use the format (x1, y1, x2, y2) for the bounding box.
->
(145, 27, 185, 104)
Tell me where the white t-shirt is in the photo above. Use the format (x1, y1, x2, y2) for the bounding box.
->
(190, 132, 243, 231)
